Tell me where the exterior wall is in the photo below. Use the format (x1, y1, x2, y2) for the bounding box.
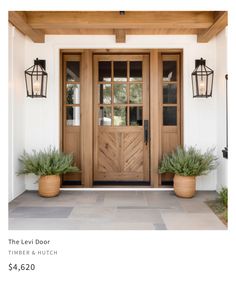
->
(23, 34, 220, 191)
(8, 31, 227, 195)
(8, 24, 26, 201)
(215, 29, 228, 191)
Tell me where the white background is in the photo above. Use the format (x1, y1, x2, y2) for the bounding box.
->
(1, 1, 236, 281)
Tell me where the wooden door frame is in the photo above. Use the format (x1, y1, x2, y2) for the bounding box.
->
(93, 53, 150, 183)
(60, 48, 183, 188)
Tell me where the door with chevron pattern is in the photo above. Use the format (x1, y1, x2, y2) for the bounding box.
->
(93, 54, 150, 183)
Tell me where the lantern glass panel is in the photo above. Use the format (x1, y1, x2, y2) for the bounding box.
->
(207, 73, 213, 96)
(197, 74, 207, 96)
(25, 74, 33, 97)
(32, 75, 43, 96)
(192, 74, 198, 97)
(42, 74, 47, 98)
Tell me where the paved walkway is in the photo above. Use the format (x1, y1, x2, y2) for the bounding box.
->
(9, 191, 226, 230)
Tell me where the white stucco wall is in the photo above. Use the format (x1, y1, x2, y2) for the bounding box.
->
(215, 29, 228, 191)
(9, 30, 228, 195)
(8, 24, 26, 201)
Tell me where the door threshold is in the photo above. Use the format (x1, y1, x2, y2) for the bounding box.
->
(60, 187, 174, 191)
(93, 185, 152, 188)
(93, 181, 150, 186)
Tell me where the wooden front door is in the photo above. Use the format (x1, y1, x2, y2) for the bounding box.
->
(93, 54, 150, 183)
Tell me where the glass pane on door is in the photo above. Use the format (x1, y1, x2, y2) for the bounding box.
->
(99, 84, 111, 104)
(114, 61, 127, 81)
(163, 106, 177, 125)
(163, 84, 177, 104)
(99, 106, 112, 126)
(163, 61, 177, 81)
(114, 84, 127, 103)
(66, 106, 80, 126)
(130, 107, 143, 126)
(66, 84, 80, 104)
(114, 107, 127, 126)
(99, 61, 111, 82)
(130, 84, 142, 104)
(66, 61, 80, 81)
(130, 61, 142, 81)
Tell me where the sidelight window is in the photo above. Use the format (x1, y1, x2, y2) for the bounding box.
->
(162, 59, 178, 126)
(64, 56, 81, 127)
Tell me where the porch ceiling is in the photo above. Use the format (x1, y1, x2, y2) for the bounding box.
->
(8, 11, 227, 43)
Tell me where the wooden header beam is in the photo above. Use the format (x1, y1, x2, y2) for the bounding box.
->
(9, 11, 45, 43)
(8, 11, 227, 43)
(197, 11, 228, 43)
(41, 28, 197, 36)
(26, 11, 214, 29)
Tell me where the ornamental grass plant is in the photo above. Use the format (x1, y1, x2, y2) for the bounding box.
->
(18, 147, 79, 176)
(219, 186, 228, 208)
(159, 146, 218, 176)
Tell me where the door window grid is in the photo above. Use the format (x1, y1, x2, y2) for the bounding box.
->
(98, 61, 143, 126)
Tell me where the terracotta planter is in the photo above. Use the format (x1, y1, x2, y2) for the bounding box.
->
(173, 175, 196, 198)
(38, 175, 61, 197)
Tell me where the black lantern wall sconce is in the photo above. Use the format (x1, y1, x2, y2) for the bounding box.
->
(191, 58, 214, 98)
(25, 58, 48, 98)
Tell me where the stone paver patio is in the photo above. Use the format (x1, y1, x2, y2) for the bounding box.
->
(9, 191, 226, 230)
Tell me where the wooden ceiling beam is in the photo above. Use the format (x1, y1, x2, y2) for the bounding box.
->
(197, 11, 227, 43)
(114, 29, 126, 43)
(9, 11, 45, 43)
(26, 11, 214, 30)
(41, 28, 197, 35)
(8, 11, 227, 43)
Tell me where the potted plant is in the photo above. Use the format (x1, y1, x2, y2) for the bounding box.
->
(159, 146, 217, 198)
(18, 147, 79, 197)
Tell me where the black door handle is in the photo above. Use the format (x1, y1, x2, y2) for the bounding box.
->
(144, 120, 149, 145)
